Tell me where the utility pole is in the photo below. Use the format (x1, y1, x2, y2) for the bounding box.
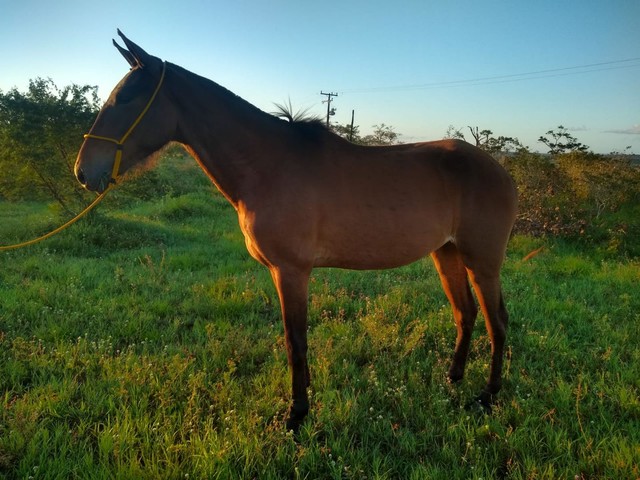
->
(320, 91, 338, 127)
(349, 110, 355, 142)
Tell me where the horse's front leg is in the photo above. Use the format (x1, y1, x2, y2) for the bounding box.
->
(270, 265, 311, 432)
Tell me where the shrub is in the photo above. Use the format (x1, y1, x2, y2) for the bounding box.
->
(502, 151, 640, 256)
(0, 79, 99, 213)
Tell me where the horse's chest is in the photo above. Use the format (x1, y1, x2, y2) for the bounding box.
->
(236, 209, 269, 266)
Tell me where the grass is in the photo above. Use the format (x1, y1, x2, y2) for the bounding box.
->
(1, 151, 639, 479)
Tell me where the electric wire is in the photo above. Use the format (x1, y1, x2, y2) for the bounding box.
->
(339, 57, 640, 94)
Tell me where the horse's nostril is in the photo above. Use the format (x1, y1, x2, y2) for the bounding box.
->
(77, 168, 86, 185)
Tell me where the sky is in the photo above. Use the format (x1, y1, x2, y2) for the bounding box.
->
(1, 0, 639, 154)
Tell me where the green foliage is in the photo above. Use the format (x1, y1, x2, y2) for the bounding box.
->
(444, 126, 526, 154)
(332, 123, 400, 146)
(331, 122, 360, 143)
(360, 124, 400, 146)
(467, 126, 526, 154)
(538, 125, 589, 154)
(0, 78, 100, 213)
(501, 150, 640, 256)
(444, 124, 466, 141)
(1, 156, 639, 478)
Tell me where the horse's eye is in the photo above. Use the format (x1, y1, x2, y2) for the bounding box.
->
(115, 87, 136, 104)
(114, 72, 145, 104)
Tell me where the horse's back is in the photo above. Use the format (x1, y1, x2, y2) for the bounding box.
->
(304, 139, 516, 269)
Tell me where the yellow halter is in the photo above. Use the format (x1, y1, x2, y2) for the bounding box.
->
(83, 61, 167, 186)
(0, 62, 166, 251)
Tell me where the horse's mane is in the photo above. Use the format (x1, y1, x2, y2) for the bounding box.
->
(272, 100, 328, 131)
(272, 99, 323, 125)
(271, 99, 332, 142)
(172, 63, 332, 143)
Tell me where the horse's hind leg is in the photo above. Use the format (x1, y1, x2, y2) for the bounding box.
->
(465, 265, 509, 405)
(431, 242, 478, 384)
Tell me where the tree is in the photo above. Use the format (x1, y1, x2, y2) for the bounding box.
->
(360, 123, 400, 146)
(0, 78, 100, 212)
(332, 122, 400, 146)
(331, 122, 361, 143)
(467, 126, 493, 147)
(445, 125, 526, 154)
(444, 125, 466, 141)
(485, 135, 526, 154)
(538, 125, 589, 154)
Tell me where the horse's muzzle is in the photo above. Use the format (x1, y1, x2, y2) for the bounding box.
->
(76, 168, 87, 187)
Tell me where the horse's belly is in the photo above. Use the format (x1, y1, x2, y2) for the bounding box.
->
(313, 219, 450, 270)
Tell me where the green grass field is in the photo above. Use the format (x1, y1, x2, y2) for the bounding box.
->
(1, 152, 639, 479)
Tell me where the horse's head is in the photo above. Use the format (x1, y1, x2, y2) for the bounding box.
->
(75, 30, 174, 192)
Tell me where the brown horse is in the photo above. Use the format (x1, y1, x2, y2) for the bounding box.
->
(75, 31, 518, 432)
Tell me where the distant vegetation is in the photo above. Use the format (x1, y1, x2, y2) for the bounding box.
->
(505, 151, 639, 254)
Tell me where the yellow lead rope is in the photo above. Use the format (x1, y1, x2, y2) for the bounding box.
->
(0, 188, 112, 251)
(0, 61, 166, 252)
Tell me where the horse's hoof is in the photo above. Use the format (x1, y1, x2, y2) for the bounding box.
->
(447, 363, 465, 384)
(285, 416, 303, 433)
(285, 403, 309, 434)
(466, 390, 495, 414)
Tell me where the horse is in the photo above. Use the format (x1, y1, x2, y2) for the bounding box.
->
(75, 30, 518, 432)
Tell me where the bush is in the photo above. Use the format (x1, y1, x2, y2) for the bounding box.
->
(501, 151, 640, 256)
(0, 79, 99, 214)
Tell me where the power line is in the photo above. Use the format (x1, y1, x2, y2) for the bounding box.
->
(339, 57, 640, 94)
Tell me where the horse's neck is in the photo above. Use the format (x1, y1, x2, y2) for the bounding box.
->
(169, 65, 285, 205)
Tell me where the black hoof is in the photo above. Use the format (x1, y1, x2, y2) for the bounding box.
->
(466, 390, 496, 414)
(447, 365, 465, 384)
(285, 403, 309, 434)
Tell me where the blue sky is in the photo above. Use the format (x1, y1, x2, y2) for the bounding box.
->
(1, 0, 639, 153)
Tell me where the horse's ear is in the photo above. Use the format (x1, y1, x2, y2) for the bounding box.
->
(115, 29, 162, 74)
(113, 39, 137, 68)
